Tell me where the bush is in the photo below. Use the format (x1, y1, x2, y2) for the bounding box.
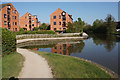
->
(2, 28, 16, 56)
(14, 30, 56, 35)
(20, 28, 25, 31)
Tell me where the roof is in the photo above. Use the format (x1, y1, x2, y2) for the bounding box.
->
(50, 8, 73, 20)
(0, 3, 12, 9)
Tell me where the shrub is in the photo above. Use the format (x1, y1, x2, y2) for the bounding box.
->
(14, 30, 56, 35)
(20, 28, 25, 31)
(2, 28, 16, 56)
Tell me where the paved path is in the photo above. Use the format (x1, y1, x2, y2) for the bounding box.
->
(17, 48, 53, 78)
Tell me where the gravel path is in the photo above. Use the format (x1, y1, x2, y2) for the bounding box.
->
(17, 48, 53, 78)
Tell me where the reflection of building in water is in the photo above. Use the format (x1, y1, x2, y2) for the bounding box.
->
(32, 48, 39, 51)
(51, 44, 71, 55)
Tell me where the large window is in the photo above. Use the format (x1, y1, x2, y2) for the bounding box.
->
(15, 22, 17, 25)
(15, 16, 17, 19)
(59, 21, 61, 25)
(25, 16, 27, 19)
(59, 15, 61, 19)
(53, 16, 56, 19)
(4, 14, 6, 18)
(54, 22, 56, 25)
(25, 24, 27, 27)
(54, 28, 56, 31)
(13, 22, 14, 25)
(63, 22, 66, 26)
(7, 10, 10, 14)
(15, 28, 17, 31)
(4, 21, 7, 25)
(32, 24, 34, 26)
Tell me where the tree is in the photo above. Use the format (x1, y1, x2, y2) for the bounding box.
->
(39, 23, 48, 30)
(67, 18, 85, 34)
(105, 14, 116, 34)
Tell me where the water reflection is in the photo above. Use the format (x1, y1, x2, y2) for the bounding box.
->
(91, 34, 118, 52)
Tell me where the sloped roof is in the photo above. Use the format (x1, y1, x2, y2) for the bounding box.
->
(0, 3, 11, 9)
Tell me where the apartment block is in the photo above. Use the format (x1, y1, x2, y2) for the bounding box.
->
(0, 3, 19, 31)
(20, 12, 40, 31)
(50, 8, 73, 32)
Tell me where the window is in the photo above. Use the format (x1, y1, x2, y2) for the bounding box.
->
(7, 10, 10, 14)
(54, 28, 56, 31)
(55, 52, 57, 53)
(59, 15, 61, 19)
(25, 24, 27, 27)
(59, 28, 61, 30)
(13, 28, 14, 31)
(13, 22, 14, 25)
(15, 16, 16, 19)
(15, 22, 17, 25)
(12, 16, 14, 19)
(12, 10, 14, 13)
(4, 14, 6, 18)
(4, 21, 7, 25)
(54, 22, 56, 25)
(15, 28, 17, 31)
(53, 16, 56, 19)
(60, 52, 62, 54)
(25, 20, 27, 23)
(32, 24, 34, 26)
(25, 16, 27, 19)
(32, 20, 34, 22)
(59, 21, 61, 25)
(60, 46, 62, 49)
(63, 22, 66, 26)
(15, 10, 17, 14)
(54, 46, 57, 49)
(5, 21, 8, 25)
(63, 16, 66, 20)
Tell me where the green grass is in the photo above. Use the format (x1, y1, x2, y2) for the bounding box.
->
(33, 50, 112, 78)
(2, 52, 24, 78)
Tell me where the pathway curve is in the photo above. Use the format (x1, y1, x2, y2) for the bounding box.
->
(17, 48, 53, 78)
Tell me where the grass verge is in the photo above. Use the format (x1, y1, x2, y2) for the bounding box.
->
(32, 50, 112, 78)
(2, 52, 24, 78)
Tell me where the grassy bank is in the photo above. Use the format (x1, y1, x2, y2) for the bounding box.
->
(2, 52, 24, 78)
(32, 50, 112, 78)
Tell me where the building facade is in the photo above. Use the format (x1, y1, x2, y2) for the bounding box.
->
(0, 3, 19, 31)
(20, 12, 40, 31)
(50, 8, 73, 32)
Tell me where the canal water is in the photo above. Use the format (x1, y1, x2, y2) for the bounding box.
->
(20, 34, 119, 74)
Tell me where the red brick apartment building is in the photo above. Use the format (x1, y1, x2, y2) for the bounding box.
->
(20, 12, 40, 31)
(0, 3, 19, 31)
(50, 8, 73, 32)
(51, 44, 71, 55)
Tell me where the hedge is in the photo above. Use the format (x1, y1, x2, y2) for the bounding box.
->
(14, 30, 56, 35)
(2, 28, 16, 55)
